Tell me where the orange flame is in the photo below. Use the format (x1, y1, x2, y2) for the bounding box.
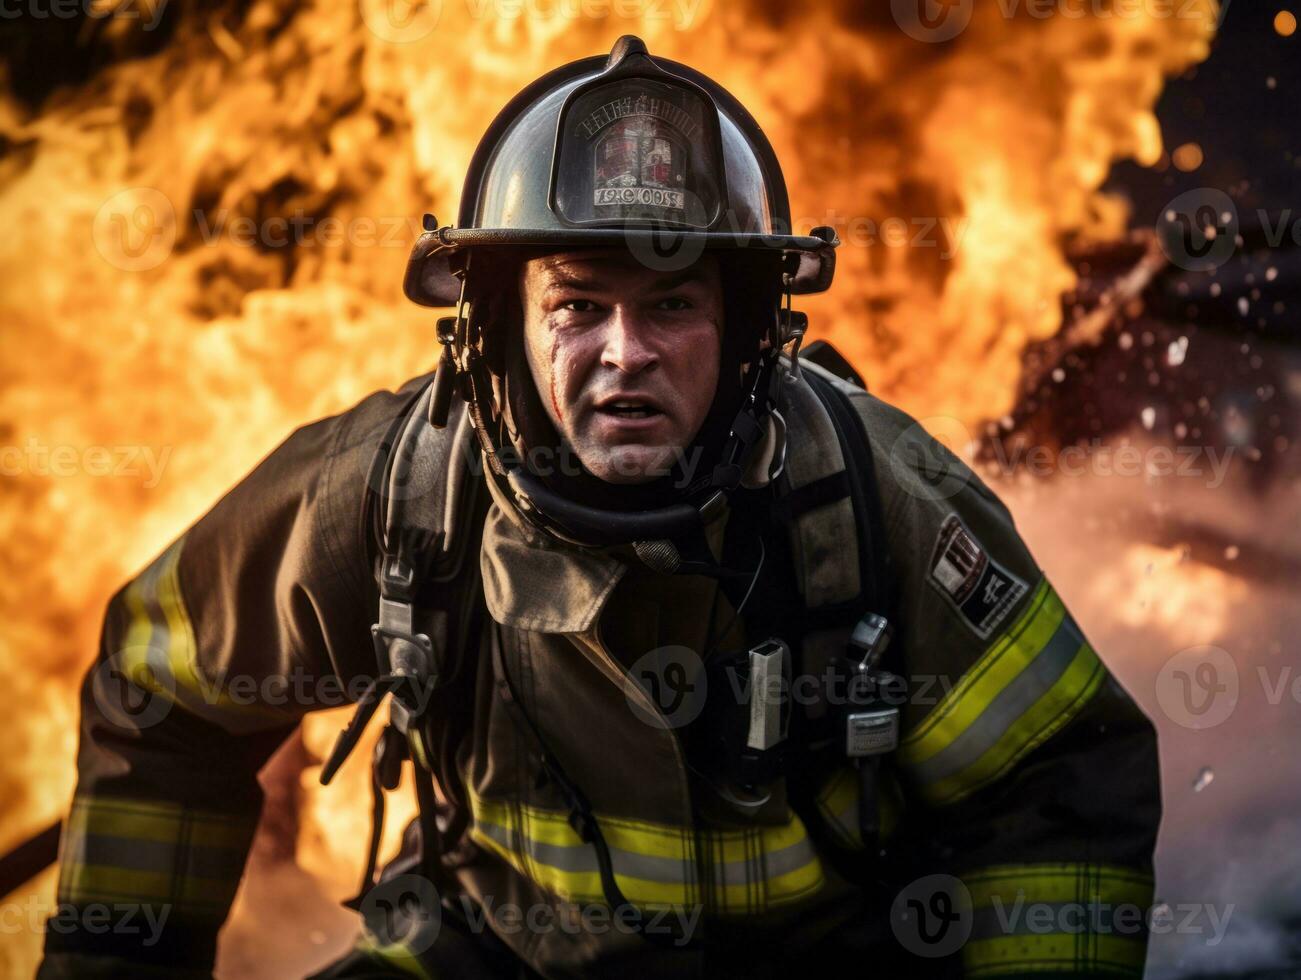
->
(0, 2, 1218, 974)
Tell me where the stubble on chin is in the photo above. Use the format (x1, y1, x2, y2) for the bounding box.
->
(584, 441, 679, 485)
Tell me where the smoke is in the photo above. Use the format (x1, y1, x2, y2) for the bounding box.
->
(0, 1, 1225, 976)
(999, 439, 1301, 978)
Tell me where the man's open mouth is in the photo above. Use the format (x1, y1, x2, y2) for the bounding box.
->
(597, 400, 663, 420)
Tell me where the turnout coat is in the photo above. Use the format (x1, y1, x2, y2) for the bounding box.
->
(39, 362, 1161, 979)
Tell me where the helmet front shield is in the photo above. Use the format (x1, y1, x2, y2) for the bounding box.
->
(403, 36, 838, 307)
(549, 61, 727, 230)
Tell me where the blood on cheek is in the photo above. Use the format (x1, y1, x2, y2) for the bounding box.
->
(548, 331, 564, 425)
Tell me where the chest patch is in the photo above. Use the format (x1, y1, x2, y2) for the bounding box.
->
(928, 514, 1027, 639)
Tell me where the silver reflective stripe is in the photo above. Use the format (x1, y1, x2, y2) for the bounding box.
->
(753, 835, 818, 882)
(73, 834, 242, 880)
(908, 616, 1084, 788)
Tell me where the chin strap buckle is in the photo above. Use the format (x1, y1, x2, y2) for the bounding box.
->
(428, 315, 458, 429)
(778, 281, 808, 379)
(429, 255, 473, 429)
(711, 349, 781, 490)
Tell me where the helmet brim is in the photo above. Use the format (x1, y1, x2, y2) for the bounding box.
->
(402, 227, 837, 307)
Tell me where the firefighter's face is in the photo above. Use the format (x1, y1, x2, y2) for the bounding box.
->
(520, 250, 723, 485)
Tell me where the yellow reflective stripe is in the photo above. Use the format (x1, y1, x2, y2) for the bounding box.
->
(472, 824, 689, 908)
(964, 934, 1147, 977)
(408, 728, 432, 771)
(762, 860, 824, 908)
(900, 580, 1107, 804)
(922, 645, 1105, 805)
(355, 934, 434, 980)
(473, 795, 689, 860)
(117, 537, 293, 729)
(57, 795, 254, 915)
(120, 538, 194, 686)
(66, 796, 251, 850)
(59, 865, 237, 912)
(966, 863, 1154, 911)
(902, 579, 1057, 756)
(468, 788, 824, 914)
(963, 863, 1153, 977)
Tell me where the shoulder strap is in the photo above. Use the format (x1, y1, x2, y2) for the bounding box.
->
(373, 383, 482, 658)
(776, 354, 902, 875)
(798, 365, 896, 626)
(322, 377, 489, 906)
(775, 359, 895, 638)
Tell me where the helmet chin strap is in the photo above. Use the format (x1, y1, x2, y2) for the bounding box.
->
(468, 342, 783, 556)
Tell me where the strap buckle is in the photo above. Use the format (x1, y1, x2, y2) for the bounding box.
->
(370, 624, 434, 682)
(838, 612, 903, 759)
(846, 708, 900, 758)
(380, 554, 417, 604)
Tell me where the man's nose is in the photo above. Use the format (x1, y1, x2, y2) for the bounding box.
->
(599, 306, 658, 375)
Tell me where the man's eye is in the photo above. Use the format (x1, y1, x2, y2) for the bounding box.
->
(657, 296, 693, 311)
(561, 298, 599, 313)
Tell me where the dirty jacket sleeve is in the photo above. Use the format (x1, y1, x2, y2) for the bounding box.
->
(37, 376, 431, 979)
(857, 391, 1162, 979)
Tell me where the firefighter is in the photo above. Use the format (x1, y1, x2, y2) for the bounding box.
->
(39, 36, 1161, 980)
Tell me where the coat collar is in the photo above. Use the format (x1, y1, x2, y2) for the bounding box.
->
(477, 416, 779, 635)
(479, 468, 628, 634)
